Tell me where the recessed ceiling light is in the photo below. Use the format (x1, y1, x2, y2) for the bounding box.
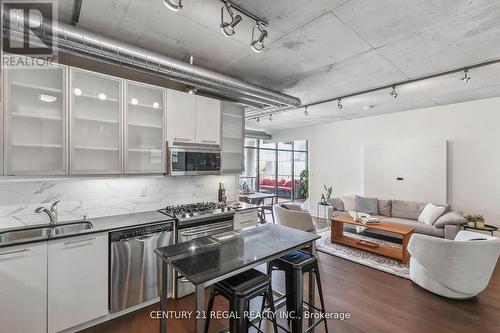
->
(251, 23, 268, 53)
(98, 93, 107, 100)
(73, 88, 82, 96)
(220, 2, 243, 37)
(163, 0, 182, 11)
(256, 117, 260, 122)
(40, 94, 57, 103)
(131, 98, 138, 105)
(269, 113, 273, 121)
(153, 102, 160, 109)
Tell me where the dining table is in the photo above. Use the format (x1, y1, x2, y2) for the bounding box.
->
(155, 223, 320, 333)
(238, 192, 278, 223)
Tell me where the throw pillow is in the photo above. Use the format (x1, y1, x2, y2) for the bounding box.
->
(378, 199, 392, 217)
(418, 203, 446, 225)
(434, 211, 467, 228)
(341, 196, 356, 211)
(355, 195, 378, 215)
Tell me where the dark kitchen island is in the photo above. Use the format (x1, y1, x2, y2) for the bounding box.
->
(155, 223, 320, 333)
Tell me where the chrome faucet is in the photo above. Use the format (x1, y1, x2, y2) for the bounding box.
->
(35, 201, 60, 226)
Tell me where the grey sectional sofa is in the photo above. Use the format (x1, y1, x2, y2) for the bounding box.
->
(328, 197, 464, 240)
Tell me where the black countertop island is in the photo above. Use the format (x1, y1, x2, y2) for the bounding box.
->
(155, 223, 320, 333)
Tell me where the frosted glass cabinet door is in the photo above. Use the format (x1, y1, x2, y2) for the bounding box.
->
(125, 81, 166, 173)
(70, 68, 123, 174)
(4, 64, 68, 175)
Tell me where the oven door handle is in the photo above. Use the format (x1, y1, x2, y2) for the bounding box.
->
(180, 224, 233, 237)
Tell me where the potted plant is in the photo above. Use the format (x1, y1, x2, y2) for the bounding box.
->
(298, 169, 309, 199)
(323, 185, 333, 199)
(464, 214, 485, 229)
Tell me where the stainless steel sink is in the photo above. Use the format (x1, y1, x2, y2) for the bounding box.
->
(0, 221, 94, 244)
(0, 226, 51, 243)
(53, 222, 93, 235)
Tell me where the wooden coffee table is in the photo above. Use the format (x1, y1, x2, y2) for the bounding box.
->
(331, 215, 415, 263)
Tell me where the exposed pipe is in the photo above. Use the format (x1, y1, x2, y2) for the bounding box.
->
(3, 13, 301, 108)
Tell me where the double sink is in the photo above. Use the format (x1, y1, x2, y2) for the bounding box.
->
(0, 221, 93, 244)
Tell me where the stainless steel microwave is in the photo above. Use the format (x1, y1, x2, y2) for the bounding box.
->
(168, 146, 221, 176)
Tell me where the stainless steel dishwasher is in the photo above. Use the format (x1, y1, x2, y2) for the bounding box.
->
(109, 222, 173, 313)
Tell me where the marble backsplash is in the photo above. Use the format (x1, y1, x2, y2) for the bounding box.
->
(0, 175, 238, 230)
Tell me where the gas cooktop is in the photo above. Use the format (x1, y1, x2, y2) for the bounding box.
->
(158, 202, 234, 224)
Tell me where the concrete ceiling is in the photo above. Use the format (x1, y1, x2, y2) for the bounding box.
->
(58, 0, 500, 132)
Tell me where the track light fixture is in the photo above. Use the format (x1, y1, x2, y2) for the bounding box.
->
(251, 22, 268, 53)
(269, 113, 273, 121)
(220, 2, 242, 37)
(390, 85, 398, 98)
(461, 69, 471, 83)
(256, 117, 260, 122)
(163, 0, 182, 11)
(304, 106, 309, 116)
(337, 98, 343, 110)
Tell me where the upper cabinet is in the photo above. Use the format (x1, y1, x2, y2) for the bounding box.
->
(195, 95, 221, 145)
(3, 64, 68, 175)
(70, 68, 123, 174)
(221, 102, 245, 173)
(166, 89, 221, 146)
(125, 81, 166, 173)
(166, 89, 196, 145)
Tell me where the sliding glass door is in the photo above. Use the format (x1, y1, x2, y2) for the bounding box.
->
(241, 139, 308, 201)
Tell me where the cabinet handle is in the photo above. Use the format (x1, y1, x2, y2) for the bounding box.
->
(174, 138, 191, 142)
(202, 140, 216, 144)
(64, 237, 96, 246)
(0, 248, 30, 256)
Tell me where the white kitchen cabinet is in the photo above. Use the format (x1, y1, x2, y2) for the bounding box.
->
(234, 209, 258, 230)
(48, 233, 108, 333)
(125, 81, 166, 173)
(166, 89, 196, 145)
(70, 68, 123, 174)
(0, 242, 47, 333)
(3, 63, 68, 175)
(195, 95, 221, 145)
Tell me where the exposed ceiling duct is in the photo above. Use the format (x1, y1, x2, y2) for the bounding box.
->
(2, 12, 301, 109)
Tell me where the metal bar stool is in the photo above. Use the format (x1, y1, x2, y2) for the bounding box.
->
(205, 269, 279, 333)
(266, 250, 329, 333)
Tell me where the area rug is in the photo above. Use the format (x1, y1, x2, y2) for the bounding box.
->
(315, 228, 410, 279)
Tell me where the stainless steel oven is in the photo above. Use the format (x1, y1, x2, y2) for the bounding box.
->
(174, 220, 234, 298)
(168, 145, 221, 176)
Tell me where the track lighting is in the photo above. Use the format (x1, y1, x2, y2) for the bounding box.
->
(251, 23, 268, 53)
(304, 106, 309, 116)
(337, 98, 343, 110)
(269, 113, 273, 121)
(187, 87, 197, 94)
(220, 2, 242, 37)
(390, 85, 398, 98)
(256, 117, 260, 122)
(461, 69, 471, 83)
(163, 0, 182, 12)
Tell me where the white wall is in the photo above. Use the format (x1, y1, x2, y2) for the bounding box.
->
(273, 97, 500, 227)
(0, 175, 238, 230)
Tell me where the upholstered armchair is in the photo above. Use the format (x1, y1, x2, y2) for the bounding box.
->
(408, 230, 500, 299)
(273, 204, 315, 232)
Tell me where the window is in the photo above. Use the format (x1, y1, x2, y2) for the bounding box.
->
(240, 139, 308, 202)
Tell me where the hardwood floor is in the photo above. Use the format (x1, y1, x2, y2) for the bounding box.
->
(81, 250, 500, 333)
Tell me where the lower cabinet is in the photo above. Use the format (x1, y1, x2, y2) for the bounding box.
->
(234, 209, 259, 230)
(48, 233, 108, 333)
(0, 242, 47, 333)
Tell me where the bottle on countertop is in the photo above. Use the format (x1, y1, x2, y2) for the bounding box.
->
(218, 182, 227, 203)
